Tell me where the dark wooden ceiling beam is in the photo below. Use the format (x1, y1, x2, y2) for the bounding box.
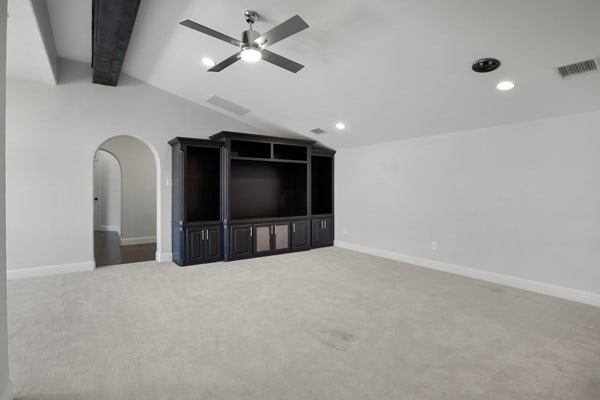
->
(92, 0, 141, 86)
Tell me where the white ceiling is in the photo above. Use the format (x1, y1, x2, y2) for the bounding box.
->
(22, 1, 600, 147)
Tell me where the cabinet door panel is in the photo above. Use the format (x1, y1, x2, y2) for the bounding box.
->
(291, 220, 310, 251)
(254, 224, 272, 255)
(273, 223, 290, 252)
(186, 228, 205, 264)
(323, 218, 334, 245)
(230, 225, 253, 260)
(205, 226, 222, 262)
(311, 219, 323, 247)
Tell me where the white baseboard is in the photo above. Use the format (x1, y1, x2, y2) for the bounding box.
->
(334, 240, 600, 308)
(7, 261, 96, 280)
(157, 252, 172, 262)
(0, 379, 14, 400)
(97, 225, 121, 235)
(120, 236, 156, 246)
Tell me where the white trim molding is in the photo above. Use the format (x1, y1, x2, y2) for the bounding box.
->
(157, 252, 173, 263)
(7, 261, 95, 280)
(97, 225, 121, 235)
(335, 240, 600, 308)
(120, 236, 156, 246)
(0, 379, 14, 400)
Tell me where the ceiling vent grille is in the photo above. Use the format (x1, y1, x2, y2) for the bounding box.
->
(310, 128, 327, 135)
(557, 57, 599, 79)
(205, 95, 250, 116)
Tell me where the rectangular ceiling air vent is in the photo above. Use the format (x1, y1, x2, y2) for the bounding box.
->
(310, 128, 327, 135)
(205, 95, 250, 116)
(557, 57, 599, 79)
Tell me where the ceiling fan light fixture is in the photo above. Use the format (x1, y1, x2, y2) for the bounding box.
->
(241, 45, 262, 63)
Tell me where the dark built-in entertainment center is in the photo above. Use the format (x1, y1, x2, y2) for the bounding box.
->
(169, 132, 335, 266)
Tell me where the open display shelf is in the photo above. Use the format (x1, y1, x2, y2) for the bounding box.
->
(311, 155, 333, 215)
(230, 159, 307, 220)
(185, 146, 221, 222)
(169, 132, 334, 266)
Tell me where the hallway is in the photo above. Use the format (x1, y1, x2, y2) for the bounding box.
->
(93, 231, 156, 267)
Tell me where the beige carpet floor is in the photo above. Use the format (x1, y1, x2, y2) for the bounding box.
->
(7, 247, 600, 399)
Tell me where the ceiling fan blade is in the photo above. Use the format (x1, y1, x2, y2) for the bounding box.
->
(208, 53, 241, 72)
(180, 20, 242, 47)
(261, 50, 304, 73)
(254, 15, 309, 48)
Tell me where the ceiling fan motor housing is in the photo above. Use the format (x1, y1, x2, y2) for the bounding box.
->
(242, 29, 260, 45)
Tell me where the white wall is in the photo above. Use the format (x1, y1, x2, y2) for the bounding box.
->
(0, 0, 11, 397)
(336, 110, 600, 304)
(6, 58, 266, 274)
(95, 149, 121, 234)
(100, 136, 155, 244)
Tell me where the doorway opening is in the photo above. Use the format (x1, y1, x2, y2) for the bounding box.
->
(93, 136, 157, 267)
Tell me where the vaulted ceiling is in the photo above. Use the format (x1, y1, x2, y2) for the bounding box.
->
(9, 0, 600, 148)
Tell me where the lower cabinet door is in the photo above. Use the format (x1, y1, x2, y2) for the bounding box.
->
(254, 224, 273, 256)
(186, 228, 205, 265)
(230, 225, 253, 260)
(291, 220, 310, 251)
(273, 223, 290, 253)
(205, 226, 222, 262)
(311, 219, 323, 247)
(323, 218, 334, 245)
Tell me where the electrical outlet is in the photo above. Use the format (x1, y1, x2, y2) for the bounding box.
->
(165, 178, 172, 187)
(343, 226, 348, 234)
(432, 241, 438, 251)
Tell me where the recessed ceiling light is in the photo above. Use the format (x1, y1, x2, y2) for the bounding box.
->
(335, 122, 346, 130)
(496, 81, 515, 91)
(202, 57, 216, 67)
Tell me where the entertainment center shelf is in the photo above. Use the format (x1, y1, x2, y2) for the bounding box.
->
(169, 132, 334, 266)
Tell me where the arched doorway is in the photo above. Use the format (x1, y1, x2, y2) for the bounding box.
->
(93, 136, 158, 267)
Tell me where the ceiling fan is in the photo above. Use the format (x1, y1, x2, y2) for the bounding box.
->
(180, 10, 309, 73)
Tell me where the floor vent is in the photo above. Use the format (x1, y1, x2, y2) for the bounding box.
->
(205, 95, 250, 116)
(310, 128, 327, 135)
(557, 57, 599, 79)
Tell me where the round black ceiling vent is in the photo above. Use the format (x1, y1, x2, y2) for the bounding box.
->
(472, 58, 501, 73)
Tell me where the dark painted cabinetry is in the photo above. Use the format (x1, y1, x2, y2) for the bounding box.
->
(254, 222, 290, 256)
(187, 226, 222, 264)
(170, 133, 335, 267)
(230, 224, 253, 260)
(312, 218, 334, 247)
(169, 138, 224, 266)
(291, 220, 310, 251)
